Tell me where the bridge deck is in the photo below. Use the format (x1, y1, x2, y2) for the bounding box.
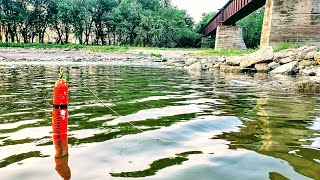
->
(202, 0, 266, 36)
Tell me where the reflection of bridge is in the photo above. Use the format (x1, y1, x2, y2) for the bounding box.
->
(201, 0, 320, 50)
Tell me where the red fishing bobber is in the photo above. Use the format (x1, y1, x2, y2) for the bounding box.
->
(52, 79, 69, 158)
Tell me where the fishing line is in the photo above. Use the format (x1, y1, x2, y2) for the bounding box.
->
(79, 78, 176, 143)
(62, 65, 319, 156)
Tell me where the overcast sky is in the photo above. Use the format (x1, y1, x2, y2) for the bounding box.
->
(171, 0, 229, 23)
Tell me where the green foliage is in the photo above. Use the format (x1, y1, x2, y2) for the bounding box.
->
(274, 42, 300, 52)
(237, 8, 264, 48)
(195, 12, 217, 33)
(0, 0, 199, 48)
(151, 53, 162, 58)
(192, 49, 256, 57)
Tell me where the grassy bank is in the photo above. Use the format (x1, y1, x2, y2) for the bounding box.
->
(0, 42, 130, 52)
(0, 42, 198, 53)
(191, 49, 256, 56)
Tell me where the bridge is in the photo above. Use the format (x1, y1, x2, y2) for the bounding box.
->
(201, 0, 320, 50)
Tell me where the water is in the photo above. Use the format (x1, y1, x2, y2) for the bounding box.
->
(0, 64, 319, 180)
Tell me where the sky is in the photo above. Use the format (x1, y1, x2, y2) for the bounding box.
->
(171, 0, 229, 23)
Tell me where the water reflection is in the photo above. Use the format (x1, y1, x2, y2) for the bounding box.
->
(55, 155, 71, 180)
(53, 129, 70, 179)
(214, 78, 320, 179)
(0, 65, 319, 179)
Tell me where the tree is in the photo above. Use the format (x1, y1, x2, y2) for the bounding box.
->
(195, 12, 217, 33)
(237, 8, 264, 48)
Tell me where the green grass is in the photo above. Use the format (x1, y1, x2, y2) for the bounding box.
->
(190, 48, 256, 57)
(0, 42, 85, 49)
(0, 42, 199, 53)
(274, 42, 300, 52)
(150, 53, 162, 58)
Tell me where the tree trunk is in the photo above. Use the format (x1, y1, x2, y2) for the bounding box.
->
(55, 23, 63, 44)
(65, 26, 69, 44)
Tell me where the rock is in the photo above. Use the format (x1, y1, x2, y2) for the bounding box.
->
(255, 63, 270, 73)
(270, 61, 299, 75)
(299, 68, 317, 76)
(279, 57, 294, 64)
(254, 73, 269, 80)
(295, 81, 320, 93)
(220, 65, 241, 73)
(268, 62, 281, 70)
(226, 56, 241, 66)
(305, 51, 316, 60)
(185, 58, 198, 66)
(299, 60, 314, 67)
(202, 59, 216, 69)
(174, 63, 185, 67)
(165, 58, 185, 66)
(315, 52, 320, 64)
(273, 51, 288, 62)
(217, 57, 226, 63)
(316, 68, 320, 77)
(213, 63, 221, 69)
(228, 80, 256, 87)
(302, 46, 317, 54)
(240, 46, 274, 69)
(187, 62, 208, 72)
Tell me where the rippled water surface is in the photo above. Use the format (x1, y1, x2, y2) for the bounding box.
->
(0, 64, 320, 180)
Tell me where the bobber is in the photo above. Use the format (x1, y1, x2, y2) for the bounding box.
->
(52, 77, 69, 158)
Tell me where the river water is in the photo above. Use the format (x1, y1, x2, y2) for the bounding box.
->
(0, 64, 319, 180)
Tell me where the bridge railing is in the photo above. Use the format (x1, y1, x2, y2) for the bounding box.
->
(202, 0, 255, 36)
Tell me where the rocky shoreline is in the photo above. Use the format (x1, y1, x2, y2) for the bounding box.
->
(164, 46, 320, 93)
(2, 46, 320, 93)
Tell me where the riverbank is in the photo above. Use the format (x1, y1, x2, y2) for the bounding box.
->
(165, 45, 320, 93)
(1, 45, 320, 93)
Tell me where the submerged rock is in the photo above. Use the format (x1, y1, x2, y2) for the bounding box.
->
(220, 65, 241, 73)
(255, 63, 270, 73)
(295, 80, 320, 93)
(185, 58, 198, 66)
(270, 61, 299, 75)
(228, 80, 257, 87)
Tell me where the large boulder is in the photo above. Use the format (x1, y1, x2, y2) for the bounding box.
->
(255, 63, 270, 73)
(226, 56, 241, 66)
(220, 65, 241, 73)
(270, 61, 299, 75)
(240, 46, 274, 69)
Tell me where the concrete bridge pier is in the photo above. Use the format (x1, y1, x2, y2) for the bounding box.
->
(215, 25, 247, 50)
(261, 0, 320, 48)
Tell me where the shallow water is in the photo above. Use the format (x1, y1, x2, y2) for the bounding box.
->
(0, 64, 319, 180)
